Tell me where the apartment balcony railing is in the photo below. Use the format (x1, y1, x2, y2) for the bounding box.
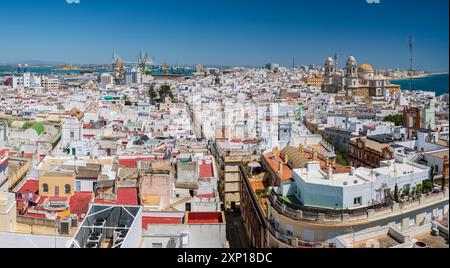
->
(267, 220, 336, 248)
(268, 188, 448, 224)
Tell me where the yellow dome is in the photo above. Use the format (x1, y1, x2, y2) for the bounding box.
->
(359, 63, 374, 73)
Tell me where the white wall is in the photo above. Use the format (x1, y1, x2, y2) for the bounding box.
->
(143, 223, 227, 248)
(0, 232, 71, 248)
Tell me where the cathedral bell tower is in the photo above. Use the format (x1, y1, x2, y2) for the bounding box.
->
(345, 55, 359, 96)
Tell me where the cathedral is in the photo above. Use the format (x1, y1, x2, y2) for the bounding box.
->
(321, 55, 401, 98)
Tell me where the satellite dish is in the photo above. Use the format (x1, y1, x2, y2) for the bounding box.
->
(365, 239, 380, 248)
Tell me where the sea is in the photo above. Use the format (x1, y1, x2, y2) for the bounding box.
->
(0, 67, 109, 76)
(390, 73, 449, 96)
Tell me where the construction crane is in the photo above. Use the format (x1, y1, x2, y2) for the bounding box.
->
(112, 53, 125, 83)
(138, 51, 149, 75)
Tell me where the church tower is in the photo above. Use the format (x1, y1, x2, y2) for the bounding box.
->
(345, 55, 359, 96)
(322, 57, 335, 93)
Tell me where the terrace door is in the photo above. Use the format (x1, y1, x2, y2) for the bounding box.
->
(55, 186, 60, 197)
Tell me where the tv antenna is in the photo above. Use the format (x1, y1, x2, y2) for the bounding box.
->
(334, 53, 339, 70)
(409, 36, 414, 91)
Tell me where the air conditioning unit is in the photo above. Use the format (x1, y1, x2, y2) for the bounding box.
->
(113, 225, 127, 242)
(58, 218, 71, 235)
(88, 232, 103, 245)
(84, 242, 99, 248)
(93, 219, 106, 236)
(113, 231, 127, 248)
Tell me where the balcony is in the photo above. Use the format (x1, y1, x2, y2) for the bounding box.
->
(267, 220, 336, 248)
(268, 188, 448, 224)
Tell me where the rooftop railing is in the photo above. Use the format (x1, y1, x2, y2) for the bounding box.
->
(269, 188, 448, 224)
(267, 220, 336, 248)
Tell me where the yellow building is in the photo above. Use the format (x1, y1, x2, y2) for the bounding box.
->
(301, 75, 324, 87)
(39, 171, 75, 197)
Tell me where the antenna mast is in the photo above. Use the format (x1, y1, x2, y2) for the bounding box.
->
(334, 52, 339, 70)
(409, 36, 414, 92)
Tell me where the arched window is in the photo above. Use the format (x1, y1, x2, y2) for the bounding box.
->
(42, 184, 49, 193)
(65, 184, 71, 194)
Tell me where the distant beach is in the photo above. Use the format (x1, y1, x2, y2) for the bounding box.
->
(386, 72, 448, 81)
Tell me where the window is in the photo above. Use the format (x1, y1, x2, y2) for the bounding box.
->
(70, 131, 75, 138)
(76, 181, 81, 192)
(286, 230, 294, 237)
(65, 184, 71, 194)
(354, 197, 362, 206)
(42, 183, 49, 193)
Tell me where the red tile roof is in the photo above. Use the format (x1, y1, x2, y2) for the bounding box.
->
(197, 193, 215, 198)
(23, 212, 46, 219)
(94, 188, 139, 206)
(49, 196, 68, 202)
(186, 212, 224, 224)
(118, 157, 157, 168)
(116, 188, 139, 205)
(263, 153, 293, 182)
(118, 159, 137, 168)
(142, 217, 182, 228)
(23, 153, 34, 159)
(199, 162, 213, 178)
(70, 192, 93, 220)
(17, 180, 39, 195)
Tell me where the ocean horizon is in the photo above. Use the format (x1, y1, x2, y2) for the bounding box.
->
(390, 73, 449, 96)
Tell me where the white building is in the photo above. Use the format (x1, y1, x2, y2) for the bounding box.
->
(0, 192, 16, 232)
(99, 73, 114, 85)
(41, 76, 60, 91)
(282, 158, 430, 210)
(12, 72, 41, 88)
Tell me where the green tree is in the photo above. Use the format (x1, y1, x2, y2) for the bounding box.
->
(394, 184, 399, 202)
(159, 84, 173, 101)
(422, 179, 434, 193)
(335, 150, 349, 166)
(404, 185, 410, 197)
(383, 114, 404, 126)
(148, 84, 158, 104)
(123, 95, 132, 106)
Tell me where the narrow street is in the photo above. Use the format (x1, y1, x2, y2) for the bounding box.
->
(224, 210, 250, 248)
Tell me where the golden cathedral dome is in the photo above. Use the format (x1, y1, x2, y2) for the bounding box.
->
(358, 63, 374, 73)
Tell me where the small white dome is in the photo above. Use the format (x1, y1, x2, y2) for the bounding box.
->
(347, 56, 357, 66)
(325, 57, 334, 66)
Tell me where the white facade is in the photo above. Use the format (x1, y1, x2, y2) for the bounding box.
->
(41, 76, 59, 91)
(142, 223, 227, 248)
(0, 192, 16, 232)
(62, 117, 81, 143)
(289, 158, 430, 210)
(12, 73, 41, 88)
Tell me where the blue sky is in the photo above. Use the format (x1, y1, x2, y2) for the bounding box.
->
(0, 0, 448, 71)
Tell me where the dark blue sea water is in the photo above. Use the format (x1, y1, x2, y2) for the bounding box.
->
(390, 74, 449, 96)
